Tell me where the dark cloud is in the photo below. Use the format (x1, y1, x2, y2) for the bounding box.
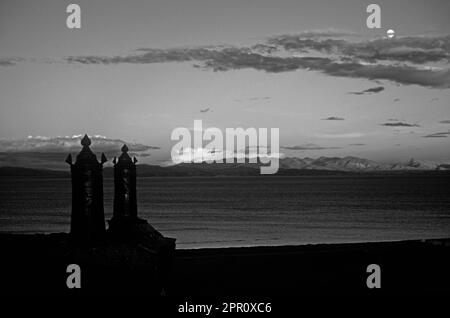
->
(0, 32, 426, 88)
(0, 57, 24, 66)
(422, 131, 450, 138)
(273, 29, 358, 39)
(0, 60, 14, 66)
(67, 47, 308, 73)
(439, 120, 450, 124)
(322, 116, 345, 121)
(348, 86, 385, 95)
(67, 47, 450, 88)
(269, 34, 450, 64)
(281, 143, 341, 150)
(248, 96, 271, 101)
(336, 64, 450, 88)
(267, 36, 347, 53)
(430, 97, 439, 102)
(380, 122, 420, 127)
(234, 96, 271, 103)
(349, 143, 366, 146)
(393, 98, 400, 103)
(200, 107, 210, 113)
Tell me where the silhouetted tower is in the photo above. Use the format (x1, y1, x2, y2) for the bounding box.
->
(66, 134, 107, 243)
(111, 144, 139, 223)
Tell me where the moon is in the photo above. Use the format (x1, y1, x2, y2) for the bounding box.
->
(387, 29, 395, 39)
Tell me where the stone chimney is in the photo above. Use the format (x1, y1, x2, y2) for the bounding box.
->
(111, 144, 139, 223)
(66, 134, 107, 243)
(108, 144, 173, 247)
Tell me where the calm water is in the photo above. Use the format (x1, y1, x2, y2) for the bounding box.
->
(0, 175, 449, 248)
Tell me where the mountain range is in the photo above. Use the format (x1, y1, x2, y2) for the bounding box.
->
(279, 156, 449, 171)
(1, 156, 449, 177)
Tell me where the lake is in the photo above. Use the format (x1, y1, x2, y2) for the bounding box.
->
(0, 175, 449, 248)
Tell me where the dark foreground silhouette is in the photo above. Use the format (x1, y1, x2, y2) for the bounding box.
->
(0, 234, 449, 296)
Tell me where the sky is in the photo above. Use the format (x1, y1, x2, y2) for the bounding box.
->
(1, 0, 450, 167)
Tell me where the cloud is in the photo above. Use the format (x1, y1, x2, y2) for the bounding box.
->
(67, 47, 450, 87)
(315, 132, 365, 138)
(0, 135, 159, 155)
(269, 29, 359, 40)
(348, 86, 385, 95)
(324, 63, 450, 88)
(349, 143, 366, 146)
(0, 135, 160, 170)
(200, 107, 210, 113)
(0, 60, 14, 66)
(371, 45, 448, 64)
(439, 120, 450, 124)
(281, 143, 341, 150)
(422, 131, 450, 138)
(235, 96, 272, 102)
(393, 98, 400, 103)
(322, 116, 345, 121)
(67, 47, 309, 73)
(3, 31, 448, 88)
(268, 34, 450, 64)
(380, 122, 420, 127)
(170, 147, 281, 164)
(0, 57, 24, 66)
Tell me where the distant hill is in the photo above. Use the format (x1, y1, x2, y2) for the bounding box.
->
(0, 166, 69, 177)
(279, 156, 445, 172)
(279, 156, 386, 171)
(1, 156, 450, 177)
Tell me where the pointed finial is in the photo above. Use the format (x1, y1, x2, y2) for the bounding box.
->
(133, 157, 138, 164)
(65, 154, 72, 165)
(113, 157, 117, 164)
(101, 153, 107, 164)
(121, 144, 129, 153)
(81, 134, 91, 147)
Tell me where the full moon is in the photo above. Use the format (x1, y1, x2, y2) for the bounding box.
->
(387, 29, 395, 39)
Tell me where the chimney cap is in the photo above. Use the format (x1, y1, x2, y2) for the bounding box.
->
(74, 134, 101, 165)
(115, 144, 134, 165)
(81, 134, 91, 147)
